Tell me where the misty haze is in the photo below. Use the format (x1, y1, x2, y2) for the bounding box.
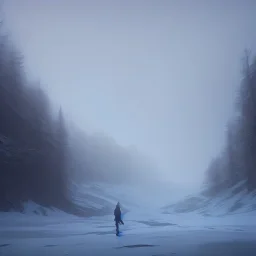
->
(1, 1, 256, 256)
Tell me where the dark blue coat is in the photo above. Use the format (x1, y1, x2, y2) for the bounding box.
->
(114, 206, 121, 222)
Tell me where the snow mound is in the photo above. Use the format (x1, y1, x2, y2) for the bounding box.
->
(21, 201, 69, 217)
(73, 181, 174, 213)
(72, 182, 133, 214)
(163, 181, 256, 216)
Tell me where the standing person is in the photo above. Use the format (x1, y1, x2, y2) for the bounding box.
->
(114, 202, 124, 236)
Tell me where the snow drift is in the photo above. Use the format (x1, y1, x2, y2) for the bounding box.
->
(163, 181, 256, 216)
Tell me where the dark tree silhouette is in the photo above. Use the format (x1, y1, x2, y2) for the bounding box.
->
(0, 23, 72, 212)
(205, 50, 256, 193)
(0, 17, 159, 215)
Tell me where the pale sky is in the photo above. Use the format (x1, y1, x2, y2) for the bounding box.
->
(3, 0, 256, 185)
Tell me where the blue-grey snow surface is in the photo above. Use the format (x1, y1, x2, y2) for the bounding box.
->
(1, 208, 256, 256)
(163, 181, 256, 216)
(1, 182, 256, 255)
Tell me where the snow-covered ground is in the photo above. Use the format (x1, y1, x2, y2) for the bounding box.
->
(163, 181, 256, 216)
(1, 182, 256, 256)
(73, 181, 194, 213)
(1, 208, 256, 256)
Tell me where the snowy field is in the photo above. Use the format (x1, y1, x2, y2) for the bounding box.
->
(1, 209, 256, 256)
(1, 182, 256, 256)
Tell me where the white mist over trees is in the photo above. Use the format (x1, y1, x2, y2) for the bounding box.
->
(205, 50, 256, 194)
(69, 127, 158, 185)
(0, 26, 70, 211)
(0, 22, 159, 214)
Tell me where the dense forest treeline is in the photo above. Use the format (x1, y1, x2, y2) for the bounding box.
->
(0, 25, 71, 211)
(69, 126, 158, 185)
(0, 23, 158, 213)
(205, 50, 256, 195)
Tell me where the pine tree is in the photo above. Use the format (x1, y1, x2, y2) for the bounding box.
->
(238, 50, 256, 191)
